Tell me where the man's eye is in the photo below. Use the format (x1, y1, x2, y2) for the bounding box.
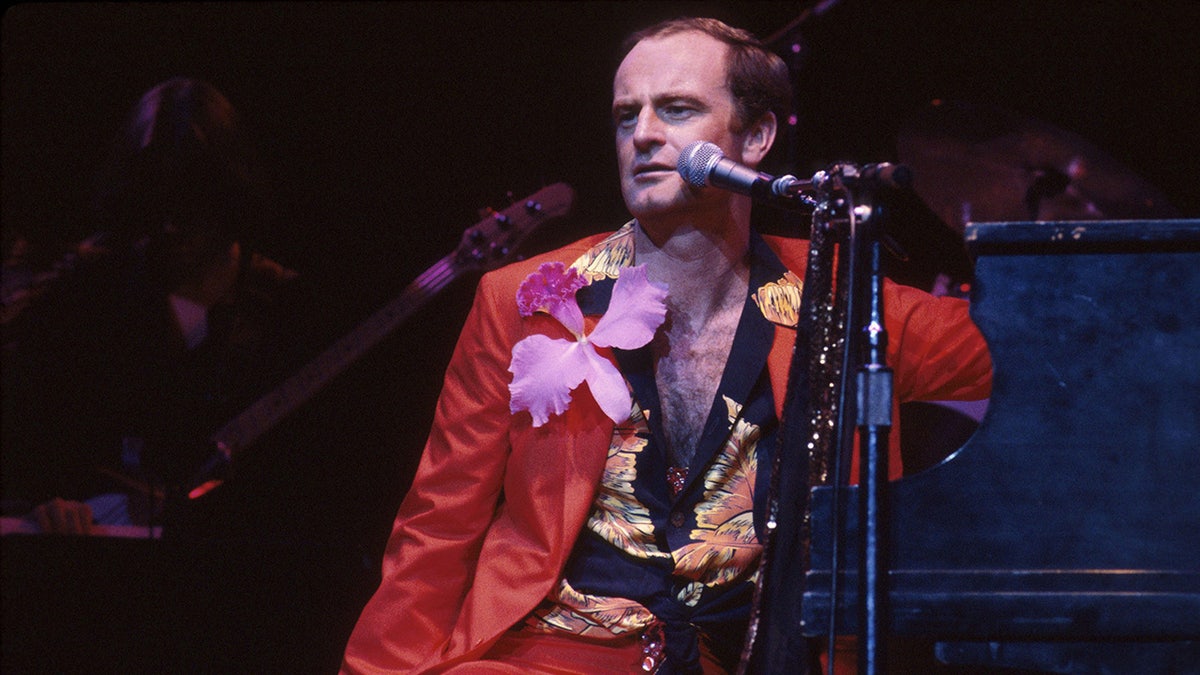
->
(614, 109, 638, 127)
(662, 105, 693, 119)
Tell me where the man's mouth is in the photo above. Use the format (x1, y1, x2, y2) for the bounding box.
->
(633, 163, 675, 177)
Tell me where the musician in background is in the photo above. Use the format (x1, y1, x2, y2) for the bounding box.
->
(1, 77, 317, 535)
(342, 17, 991, 674)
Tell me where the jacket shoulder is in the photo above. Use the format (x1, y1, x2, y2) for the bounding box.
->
(761, 234, 810, 274)
(479, 231, 616, 292)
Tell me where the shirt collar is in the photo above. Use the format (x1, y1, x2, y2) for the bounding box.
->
(569, 221, 802, 328)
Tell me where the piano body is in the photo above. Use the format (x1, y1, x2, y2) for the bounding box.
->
(801, 219, 1200, 673)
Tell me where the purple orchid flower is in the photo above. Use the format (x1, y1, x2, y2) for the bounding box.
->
(509, 261, 667, 426)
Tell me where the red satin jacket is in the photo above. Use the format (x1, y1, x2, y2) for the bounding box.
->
(341, 231, 992, 674)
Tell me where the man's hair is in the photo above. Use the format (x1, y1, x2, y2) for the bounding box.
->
(92, 77, 263, 249)
(622, 17, 793, 132)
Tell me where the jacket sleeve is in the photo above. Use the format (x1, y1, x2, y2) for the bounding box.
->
(341, 269, 521, 674)
(884, 280, 993, 404)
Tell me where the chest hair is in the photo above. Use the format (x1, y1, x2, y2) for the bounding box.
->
(654, 287, 746, 470)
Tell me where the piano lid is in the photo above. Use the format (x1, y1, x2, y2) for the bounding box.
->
(964, 218, 1200, 255)
(803, 219, 1200, 640)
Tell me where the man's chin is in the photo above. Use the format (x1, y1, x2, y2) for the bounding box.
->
(624, 187, 691, 220)
(627, 204, 673, 225)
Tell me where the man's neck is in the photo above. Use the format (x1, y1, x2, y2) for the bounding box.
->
(634, 195, 752, 258)
(633, 219, 750, 321)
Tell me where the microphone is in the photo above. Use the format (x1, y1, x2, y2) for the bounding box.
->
(679, 141, 912, 201)
(677, 141, 804, 202)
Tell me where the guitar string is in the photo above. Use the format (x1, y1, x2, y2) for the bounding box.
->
(209, 184, 570, 452)
(214, 253, 458, 451)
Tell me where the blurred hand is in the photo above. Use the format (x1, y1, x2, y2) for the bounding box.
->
(32, 497, 95, 535)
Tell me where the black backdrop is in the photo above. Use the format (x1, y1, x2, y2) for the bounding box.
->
(7, 2, 1198, 277)
(4, 2, 1200, 672)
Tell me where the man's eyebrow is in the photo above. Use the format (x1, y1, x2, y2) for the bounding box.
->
(653, 93, 708, 108)
(613, 91, 707, 104)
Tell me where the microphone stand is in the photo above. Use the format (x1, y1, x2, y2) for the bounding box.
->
(740, 161, 902, 675)
(854, 177, 892, 675)
(846, 166, 893, 675)
(805, 165, 894, 675)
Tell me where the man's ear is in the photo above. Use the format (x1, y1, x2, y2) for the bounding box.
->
(740, 111, 777, 167)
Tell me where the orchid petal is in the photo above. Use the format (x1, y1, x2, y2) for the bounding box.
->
(547, 297, 585, 338)
(589, 265, 668, 350)
(582, 346, 634, 424)
(516, 262, 587, 336)
(508, 334, 589, 426)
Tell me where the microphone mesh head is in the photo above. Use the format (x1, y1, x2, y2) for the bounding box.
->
(677, 141, 723, 187)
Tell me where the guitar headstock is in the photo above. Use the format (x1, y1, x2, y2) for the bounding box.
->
(454, 183, 576, 272)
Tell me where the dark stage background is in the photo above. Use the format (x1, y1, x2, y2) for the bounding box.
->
(3, 2, 1199, 672)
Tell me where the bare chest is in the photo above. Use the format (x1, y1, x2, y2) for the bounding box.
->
(654, 300, 744, 467)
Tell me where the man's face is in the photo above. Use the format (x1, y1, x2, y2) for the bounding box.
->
(613, 31, 750, 223)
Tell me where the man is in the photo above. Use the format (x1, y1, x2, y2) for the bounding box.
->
(1, 78, 315, 535)
(342, 17, 990, 674)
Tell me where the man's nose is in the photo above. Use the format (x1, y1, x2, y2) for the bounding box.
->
(631, 110, 664, 151)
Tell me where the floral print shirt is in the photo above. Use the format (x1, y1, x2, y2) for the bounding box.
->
(524, 224, 803, 669)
